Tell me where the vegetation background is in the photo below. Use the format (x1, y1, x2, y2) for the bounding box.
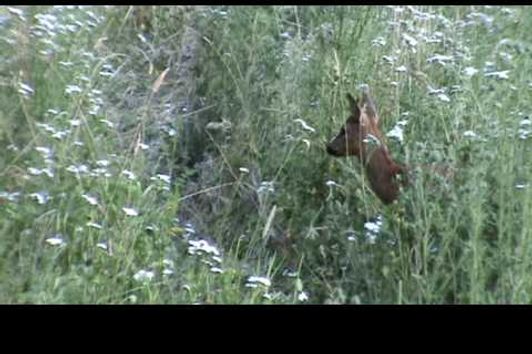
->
(0, 5, 531, 304)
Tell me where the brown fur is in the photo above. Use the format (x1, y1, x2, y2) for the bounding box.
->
(326, 87, 407, 204)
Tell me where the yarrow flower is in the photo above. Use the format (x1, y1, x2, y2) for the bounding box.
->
(133, 269, 154, 282)
(245, 276, 271, 288)
(122, 207, 139, 217)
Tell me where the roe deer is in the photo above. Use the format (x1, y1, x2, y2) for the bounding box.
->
(326, 86, 408, 204)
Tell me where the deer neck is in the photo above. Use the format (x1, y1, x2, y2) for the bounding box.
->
(360, 143, 404, 204)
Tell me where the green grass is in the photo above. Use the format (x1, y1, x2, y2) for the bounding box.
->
(0, 5, 531, 303)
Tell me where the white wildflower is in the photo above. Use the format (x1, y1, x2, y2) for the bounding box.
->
(484, 70, 510, 80)
(122, 207, 139, 217)
(29, 191, 50, 205)
(246, 276, 271, 288)
(298, 291, 309, 302)
(463, 130, 477, 138)
(87, 222, 102, 229)
(294, 119, 316, 133)
(395, 65, 407, 73)
(188, 239, 220, 256)
(133, 269, 154, 282)
(121, 170, 136, 180)
(46, 235, 65, 246)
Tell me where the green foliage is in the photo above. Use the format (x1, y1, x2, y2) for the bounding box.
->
(1, 5, 531, 303)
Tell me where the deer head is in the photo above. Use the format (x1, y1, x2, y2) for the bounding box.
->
(326, 86, 407, 204)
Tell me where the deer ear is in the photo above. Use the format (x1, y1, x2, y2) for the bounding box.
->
(360, 87, 379, 124)
(346, 93, 361, 121)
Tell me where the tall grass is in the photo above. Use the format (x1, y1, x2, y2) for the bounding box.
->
(0, 5, 531, 303)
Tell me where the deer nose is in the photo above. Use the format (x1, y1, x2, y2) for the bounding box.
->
(326, 144, 338, 156)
